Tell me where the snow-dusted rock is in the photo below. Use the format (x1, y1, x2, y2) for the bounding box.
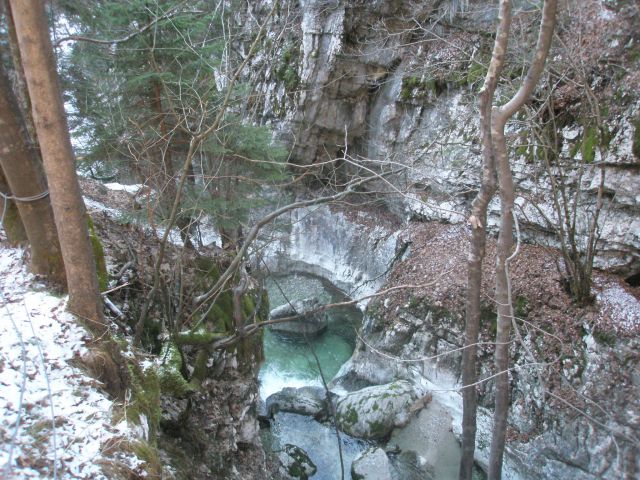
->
(265, 386, 333, 420)
(351, 447, 393, 480)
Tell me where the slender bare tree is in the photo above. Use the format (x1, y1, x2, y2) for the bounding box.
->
(9, 0, 107, 333)
(461, 1, 558, 479)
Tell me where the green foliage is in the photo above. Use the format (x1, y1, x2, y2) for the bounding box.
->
(275, 45, 300, 92)
(60, 0, 292, 249)
(400, 76, 444, 101)
(191, 121, 289, 236)
(581, 125, 598, 164)
(466, 59, 488, 88)
(514, 295, 529, 319)
(158, 341, 195, 397)
(125, 362, 161, 442)
(592, 327, 616, 347)
(569, 121, 612, 163)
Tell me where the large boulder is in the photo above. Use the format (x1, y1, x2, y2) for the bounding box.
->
(278, 444, 317, 480)
(265, 386, 333, 420)
(335, 380, 419, 439)
(269, 297, 328, 337)
(351, 448, 393, 480)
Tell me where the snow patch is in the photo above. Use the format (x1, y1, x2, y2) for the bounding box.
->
(0, 245, 142, 478)
(104, 183, 144, 195)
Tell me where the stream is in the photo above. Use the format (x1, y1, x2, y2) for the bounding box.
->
(258, 272, 474, 480)
(259, 272, 369, 480)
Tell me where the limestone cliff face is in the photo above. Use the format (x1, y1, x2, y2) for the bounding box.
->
(250, 0, 639, 278)
(242, 2, 640, 478)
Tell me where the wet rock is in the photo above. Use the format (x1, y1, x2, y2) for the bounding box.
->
(265, 386, 333, 420)
(269, 297, 328, 337)
(388, 450, 435, 480)
(351, 447, 393, 480)
(278, 444, 317, 480)
(335, 380, 418, 439)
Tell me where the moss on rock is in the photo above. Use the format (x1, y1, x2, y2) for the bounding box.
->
(87, 215, 108, 292)
(125, 361, 161, 442)
(158, 341, 195, 398)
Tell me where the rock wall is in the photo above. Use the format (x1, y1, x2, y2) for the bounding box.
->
(243, 1, 640, 478)
(250, 0, 640, 278)
(264, 203, 402, 301)
(270, 206, 640, 479)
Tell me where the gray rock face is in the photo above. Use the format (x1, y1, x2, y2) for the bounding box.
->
(278, 444, 317, 480)
(253, 0, 640, 277)
(351, 448, 393, 480)
(264, 204, 401, 302)
(265, 386, 331, 420)
(351, 447, 434, 480)
(388, 450, 435, 480)
(335, 380, 418, 439)
(269, 297, 328, 337)
(250, 1, 640, 477)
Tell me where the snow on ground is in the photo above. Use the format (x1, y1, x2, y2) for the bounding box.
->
(103, 183, 143, 195)
(83, 196, 122, 218)
(0, 245, 141, 479)
(83, 180, 222, 249)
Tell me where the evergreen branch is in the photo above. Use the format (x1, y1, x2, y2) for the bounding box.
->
(133, 2, 278, 345)
(54, 7, 205, 47)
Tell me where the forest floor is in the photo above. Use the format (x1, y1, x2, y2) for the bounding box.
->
(0, 178, 197, 479)
(0, 244, 145, 479)
(382, 221, 640, 338)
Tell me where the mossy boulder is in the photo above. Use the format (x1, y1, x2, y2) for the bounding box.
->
(335, 380, 418, 440)
(265, 386, 335, 420)
(278, 444, 317, 480)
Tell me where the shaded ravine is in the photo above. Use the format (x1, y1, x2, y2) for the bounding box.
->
(259, 272, 369, 479)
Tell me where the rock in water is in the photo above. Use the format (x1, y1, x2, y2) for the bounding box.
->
(388, 450, 435, 480)
(351, 447, 393, 480)
(269, 297, 328, 337)
(278, 444, 317, 480)
(335, 380, 418, 439)
(265, 386, 332, 420)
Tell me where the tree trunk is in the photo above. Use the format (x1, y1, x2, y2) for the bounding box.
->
(9, 0, 107, 333)
(486, 2, 558, 478)
(0, 61, 65, 284)
(0, 167, 27, 246)
(4, 0, 38, 144)
(459, 2, 511, 478)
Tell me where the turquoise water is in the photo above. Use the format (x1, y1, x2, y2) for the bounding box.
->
(259, 272, 366, 479)
(259, 273, 361, 399)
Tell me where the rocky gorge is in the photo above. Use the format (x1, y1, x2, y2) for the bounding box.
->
(49, 1, 640, 478)
(246, 0, 640, 478)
